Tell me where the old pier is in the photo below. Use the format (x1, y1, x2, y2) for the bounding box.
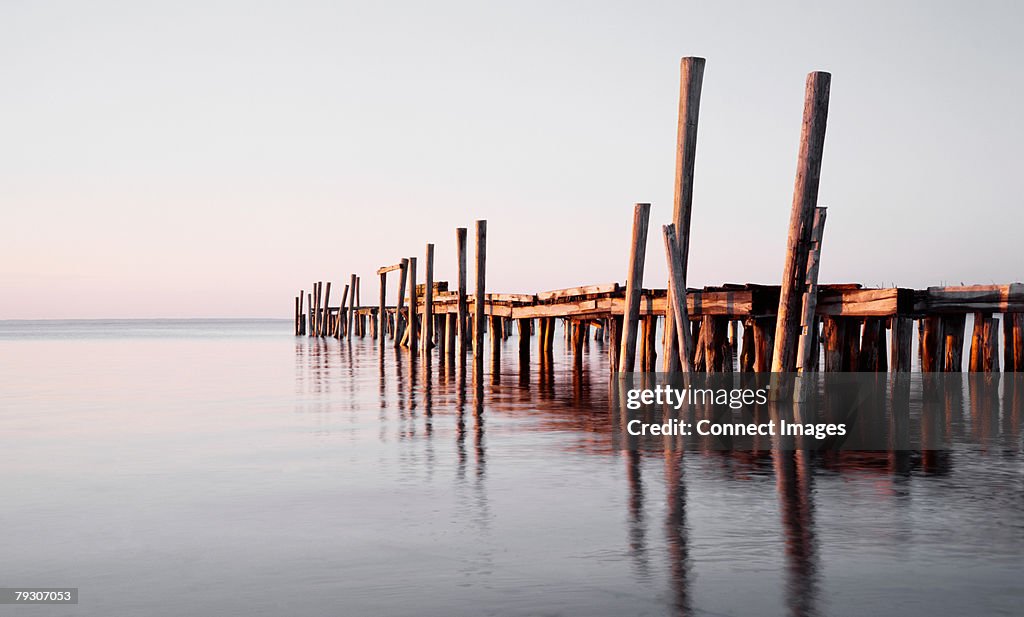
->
(292, 58, 1023, 376)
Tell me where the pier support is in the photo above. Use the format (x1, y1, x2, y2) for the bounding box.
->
(619, 203, 651, 372)
(664, 56, 705, 373)
(423, 244, 434, 360)
(394, 259, 408, 349)
(474, 221, 487, 371)
(772, 71, 831, 373)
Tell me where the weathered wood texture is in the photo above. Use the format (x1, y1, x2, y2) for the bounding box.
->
(772, 71, 831, 373)
(619, 203, 651, 372)
(664, 56, 705, 373)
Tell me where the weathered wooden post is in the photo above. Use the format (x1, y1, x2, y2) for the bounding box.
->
(355, 276, 362, 337)
(772, 71, 831, 374)
(456, 227, 469, 359)
(474, 221, 487, 370)
(378, 272, 387, 346)
(662, 223, 694, 372)
(294, 295, 301, 335)
(891, 317, 914, 372)
(306, 292, 313, 337)
(422, 244, 435, 360)
(345, 274, 355, 339)
(323, 281, 332, 337)
(312, 282, 321, 336)
(445, 313, 457, 365)
(796, 207, 827, 372)
(337, 284, 350, 339)
(619, 203, 651, 372)
(407, 257, 418, 354)
(663, 56, 705, 372)
(394, 259, 408, 349)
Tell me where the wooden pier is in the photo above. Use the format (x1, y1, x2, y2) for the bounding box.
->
(292, 58, 1023, 375)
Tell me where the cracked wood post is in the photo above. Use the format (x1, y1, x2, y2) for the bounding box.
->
(796, 207, 827, 372)
(772, 71, 831, 374)
(619, 203, 650, 372)
(456, 227, 469, 359)
(423, 243, 434, 360)
(474, 221, 487, 371)
(662, 223, 694, 372)
(394, 258, 408, 349)
(663, 56, 705, 373)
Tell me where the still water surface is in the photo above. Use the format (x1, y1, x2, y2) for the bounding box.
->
(1, 319, 1021, 616)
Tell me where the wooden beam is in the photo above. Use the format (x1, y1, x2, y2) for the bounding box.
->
(773, 71, 831, 373)
(536, 283, 620, 302)
(376, 264, 403, 275)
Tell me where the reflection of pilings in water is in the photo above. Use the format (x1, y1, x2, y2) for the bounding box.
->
(474, 379, 486, 480)
(663, 450, 692, 616)
(625, 448, 650, 579)
(456, 370, 468, 482)
(423, 357, 435, 477)
(773, 448, 819, 617)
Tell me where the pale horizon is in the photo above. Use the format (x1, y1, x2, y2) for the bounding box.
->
(3, 0, 1022, 319)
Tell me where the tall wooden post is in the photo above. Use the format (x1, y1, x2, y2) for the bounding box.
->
(306, 292, 313, 337)
(456, 227, 469, 358)
(772, 71, 831, 373)
(796, 207, 827, 372)
(662, 223, 694, 372)
(663, 56, 705, 372)
(423, 244, 434, 360)
(345, 274, 355, 339)
(355, 276, 362, 337)
(294, 295, 301, 336)
(407, 257, 418, 354)
(378, 272, 387, 347)
(394, 258, 408, 349)
(474, 221, 487, 370)
(323, 282, 332, 337)
(619, 203, 650, 372)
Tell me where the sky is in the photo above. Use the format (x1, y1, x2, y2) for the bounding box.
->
(2, 0, 1022, 318)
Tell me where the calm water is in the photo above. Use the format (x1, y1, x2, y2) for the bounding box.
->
(1, 319, 1022, 616)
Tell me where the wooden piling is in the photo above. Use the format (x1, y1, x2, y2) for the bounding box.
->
(921, 316, 944, 372)
(456, 227, 469, 359)
(891, 317, 913, 372)
(306, 292, 313, 337)
(378, 272, 387, 345)
(394, 259, 408, 349)
(474, 221, 487, 369)
(663, 56, 705, 373)
(619, 203, 651, 372)
(323, 282, 332, 337)
(445, 313, 457, 365)
(423, 244, 434, 360)
(408, 257, 418, 355)
(662, 223, 694, 372)
(347, 274, 357, 339)
(1006, 313, 1024, 371)
(337, 284, 350, 339)
(943, 315, 966, 372)
(772, 71, 831, 373)
(294, 295, 301, 336)
(796, 207, 827, 372)
(355, 276, 362, 337)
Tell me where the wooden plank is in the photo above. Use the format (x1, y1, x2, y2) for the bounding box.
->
(916, 284, 1024, 314)
(772, 71, 831, 373)
(376, 264, 403, 275)
(816, 288, 899, 317)
(536, 283, 620, 302)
